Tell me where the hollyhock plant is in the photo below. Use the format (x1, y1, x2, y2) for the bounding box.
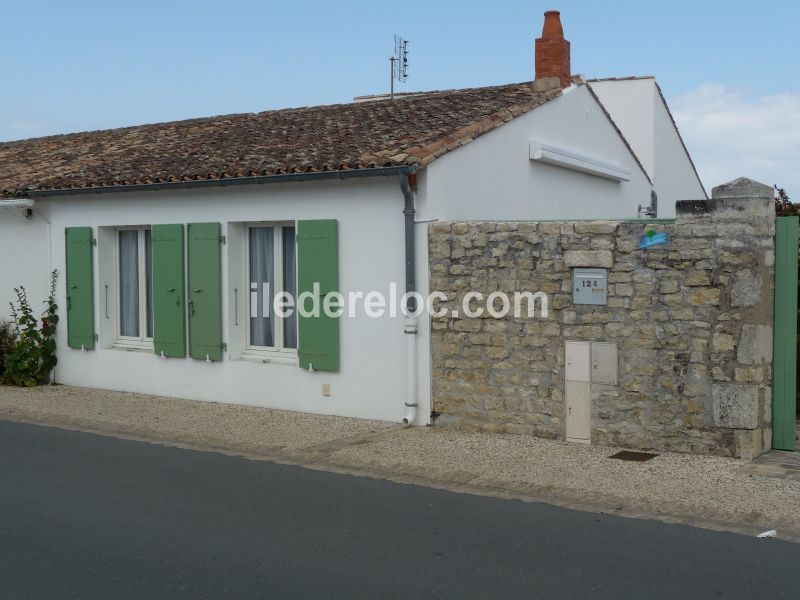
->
(2, 270, 59, 386)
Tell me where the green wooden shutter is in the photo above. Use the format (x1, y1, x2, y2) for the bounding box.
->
(65, 227, 95, 350)
(773, 216, 798, 450)
(152, 224, 186, 358)
(297, 219, 339, 371)
(187, 223, 223, 361)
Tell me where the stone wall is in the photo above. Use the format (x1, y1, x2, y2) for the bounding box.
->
(429, 178, 775, 458)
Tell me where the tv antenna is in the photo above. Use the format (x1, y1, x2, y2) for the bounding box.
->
(389, 35, 409, 100)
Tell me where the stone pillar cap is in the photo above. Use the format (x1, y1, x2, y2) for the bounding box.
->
(712, 177, 772, 200)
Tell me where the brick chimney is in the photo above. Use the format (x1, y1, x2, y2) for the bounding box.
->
(535, 10, 571, 88)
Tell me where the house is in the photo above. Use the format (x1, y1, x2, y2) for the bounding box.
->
(0, 12, 716, 446)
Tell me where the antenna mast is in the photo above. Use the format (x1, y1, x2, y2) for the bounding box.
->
(389, 35, 409, 100)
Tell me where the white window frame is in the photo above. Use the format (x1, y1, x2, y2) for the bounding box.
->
(244, 222, 298, 358)
(114, 226, 153, 350)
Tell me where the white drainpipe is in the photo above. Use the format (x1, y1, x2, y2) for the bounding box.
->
(400, 171, 418, 426)
(403, 315, 418, 425)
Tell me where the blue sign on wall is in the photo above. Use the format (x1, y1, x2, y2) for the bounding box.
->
(640, 230, 668, 249)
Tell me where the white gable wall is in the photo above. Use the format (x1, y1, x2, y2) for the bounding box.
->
(588, 79, 656, 178)
(652, 87, 707, 205)
(418, 84, 654, 222)
(589, 78, 707, 217)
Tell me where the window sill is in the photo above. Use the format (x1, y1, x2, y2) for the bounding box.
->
(111, 341, 153, 354)
(237, 352, 298, 366)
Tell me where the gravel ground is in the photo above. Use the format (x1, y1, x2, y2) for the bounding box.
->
(2, 384, 799, 539)
(329, 427, 800, 535)
(0, 385, 392, 451)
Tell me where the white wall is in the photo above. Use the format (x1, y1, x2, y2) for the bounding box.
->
(588, 78, 656, 179)
(44, 178, 431, 425)
(0, 203, 51, 323)
(652, 87, 708, 206)
(418, 84, 654, 222)
(589, 78, 707, 217)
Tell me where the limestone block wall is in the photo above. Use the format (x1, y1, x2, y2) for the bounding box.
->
(429, 178, 775, 458)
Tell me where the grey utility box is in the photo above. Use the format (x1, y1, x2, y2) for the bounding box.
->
(591, 342, 618, 385)
(573, 268, 608, 305)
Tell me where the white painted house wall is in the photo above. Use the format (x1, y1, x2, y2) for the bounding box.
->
(418, 85, 654, 222)
(42, 178, 432, 425)
(589, 78, 707, 217)
(0, 204, 51, 322)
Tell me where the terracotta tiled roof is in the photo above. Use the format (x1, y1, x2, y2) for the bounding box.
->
(0, 82, 562, 197)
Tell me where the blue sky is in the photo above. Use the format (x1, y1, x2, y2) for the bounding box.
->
(3, 0, 799, 195)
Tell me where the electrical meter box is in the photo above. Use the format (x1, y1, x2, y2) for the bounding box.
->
(573, 268, 608, 305)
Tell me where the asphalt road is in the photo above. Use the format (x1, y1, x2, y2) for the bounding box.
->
(1, 420, 798, 599)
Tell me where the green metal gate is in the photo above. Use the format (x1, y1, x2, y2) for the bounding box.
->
(773, 216, 798, 451)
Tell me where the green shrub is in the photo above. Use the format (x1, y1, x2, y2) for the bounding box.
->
(2, 271, 59, 387)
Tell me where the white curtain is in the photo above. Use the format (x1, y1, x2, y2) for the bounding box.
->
(145, 230, 153, 338)
(119, 230, 139, 337)
(249, 227, 274, 347)
(282, 227, 297, 349)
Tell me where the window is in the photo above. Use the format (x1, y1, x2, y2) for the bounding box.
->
(247, 224, 297, 352)
(117, 228, 153, 346)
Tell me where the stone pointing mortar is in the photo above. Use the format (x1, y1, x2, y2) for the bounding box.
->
(429, 178, 775, 458)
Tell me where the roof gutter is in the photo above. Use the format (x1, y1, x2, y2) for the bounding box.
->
(23, 166, 416, 198)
